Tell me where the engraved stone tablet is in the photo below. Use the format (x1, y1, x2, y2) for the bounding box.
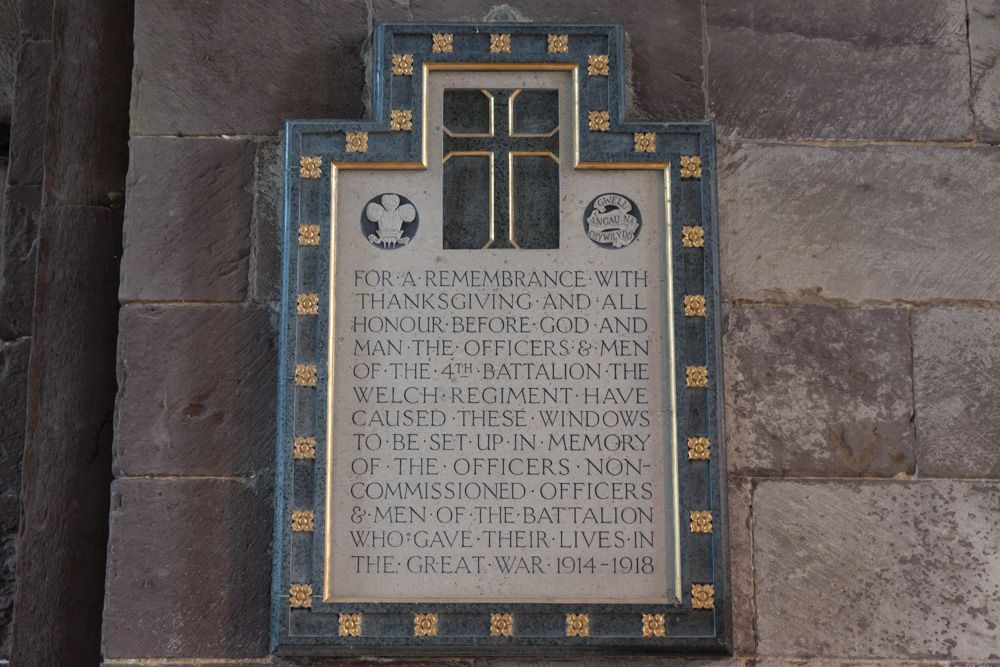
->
(275, 22, 727, 655)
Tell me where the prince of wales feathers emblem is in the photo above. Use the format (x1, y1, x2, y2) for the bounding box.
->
(366, 194, 415, 247)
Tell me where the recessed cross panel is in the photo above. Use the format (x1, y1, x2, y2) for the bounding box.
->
(443, 87, 560, 249)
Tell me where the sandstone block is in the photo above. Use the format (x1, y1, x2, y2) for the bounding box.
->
(0, 339, 29, 497)
(7, 41, 51, 187)
(102, 478, 272, 658)
(724, 306, 914, 477)
(114, 305, 277, 477)
(250, 136, 282, 304)
(0, 186, 42, 340)
(753, 480, 1000, 659)
(120, 138, 254, 303)
(132, 0, 702, 136)
(0, 495, 18, 658)
(758, 661, 954, 667)
(727, 476, 755, 656)
(132, 0, 370, 135)
(970, 0, 1000, 142)
(913, 308, 1000, 478)
(43, 1, 132, 207)
(480, 661, 741, 667)
(10, 205, 121, 666)
(718, 142, 1000, 304)
(706, 0, 972, 140)
(19, 0, 53, 41)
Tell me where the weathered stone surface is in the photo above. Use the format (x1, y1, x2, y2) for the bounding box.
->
(718, 142, 1000, 304)
(913, 308, 1000, 478)
(724, 306, 914, 477)
(0, 186, 42, 340)
(102, 477, 272, 659)
(250, 136, 283, 304)
(7, 40, 51, 187)
(120, 138, 254, 303)
(480, 660, 741, 667)
(42, 1, 132, 207)
(727, 476, 755, 656)
(99, 662, 742, 667)
(132, 0, 370, 135)
(756, 662, 947, 667)
(19, 0, 54, 41)
(970, 1, 1000, 143)
(132, 0, 701, 136)
(0, 495, 18, 659)
(10, 205, 121, 667)
(114, 305, 277, 477)
(0, 339, 29, 498)
(102, 661, 471, 667)
(706, 0, 972, 141)
(754, 480, 1000, 660)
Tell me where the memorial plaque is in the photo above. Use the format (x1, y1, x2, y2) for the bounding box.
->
(273, 23, 728, 655)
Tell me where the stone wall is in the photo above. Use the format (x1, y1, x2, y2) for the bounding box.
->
(5, 0, 132, 664)
(0, 0, 47, 656)
(103, 0, 1000, 665)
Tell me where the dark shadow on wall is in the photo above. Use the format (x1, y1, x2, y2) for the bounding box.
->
(5, 0, 133, 664)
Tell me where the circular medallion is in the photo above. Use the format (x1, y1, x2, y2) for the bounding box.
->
(362, 193, 419, 248)
(583, 193, 641, 248)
